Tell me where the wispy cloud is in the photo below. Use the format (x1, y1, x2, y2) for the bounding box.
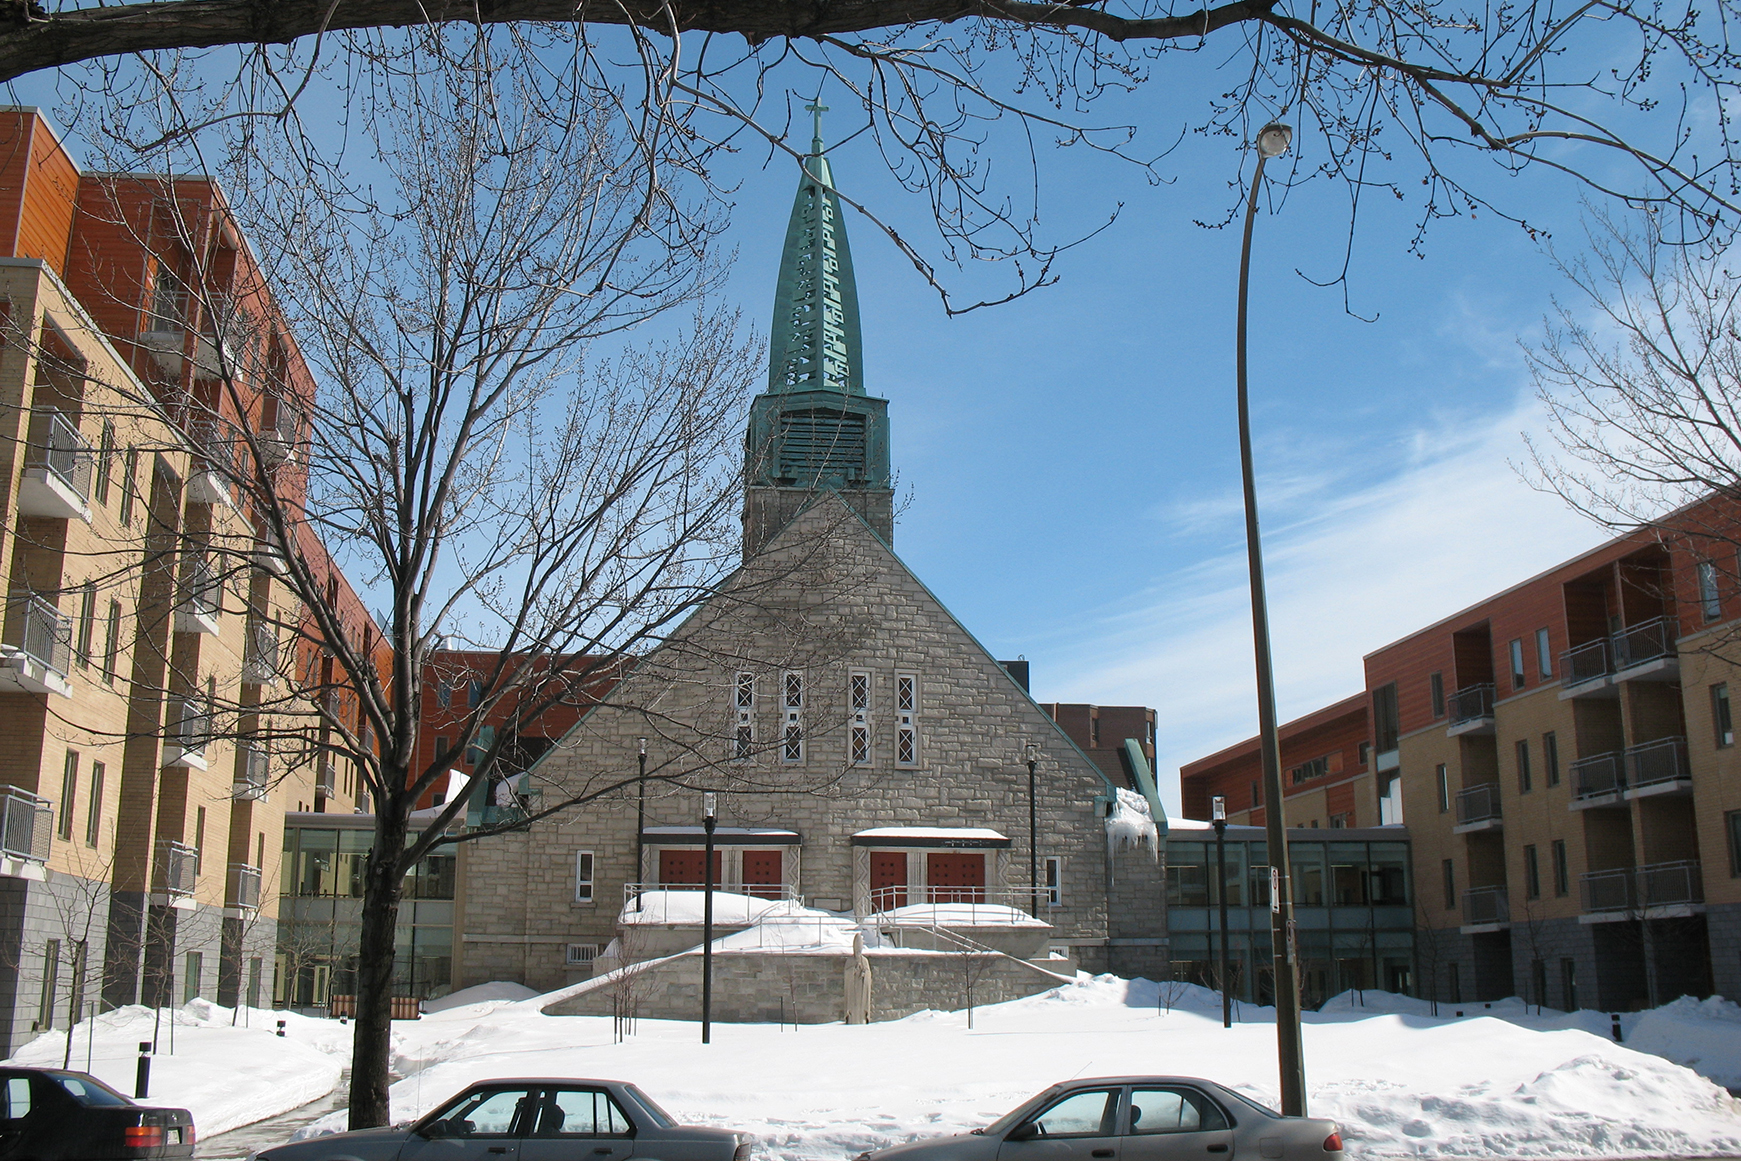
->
(1043, 392, 1603, 814)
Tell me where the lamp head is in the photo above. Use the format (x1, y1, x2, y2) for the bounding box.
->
(1212, 795, 1226, 822)
(1024, 742, 1039, 765)
(1255, 122, 1293, 159)
(637, 737, 647, 758)
(703, 791, 717, 820)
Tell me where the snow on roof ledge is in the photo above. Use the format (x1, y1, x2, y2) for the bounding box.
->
(851, 826, 1010, 847)
(642, 826, 801, 842)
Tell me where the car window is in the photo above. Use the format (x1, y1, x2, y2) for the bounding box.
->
(1128, 1089, 1228, 1134)
(530, 1089, 635, 1138)
(1217, 1088, 1279, 1121)
(432, 1087, 538, 1137)
(1027, 1089, 1118, 1138)
(49, 1074, 131, 1107)
(0, 1078, 28, 1119)
(623, 1086, 675, 1129)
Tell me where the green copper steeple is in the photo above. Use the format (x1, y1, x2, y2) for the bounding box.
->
(742, 104, 893, 559)
(767, 103, 865, 395)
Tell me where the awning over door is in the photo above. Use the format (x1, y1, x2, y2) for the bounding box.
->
(850, 827, 1011, 849)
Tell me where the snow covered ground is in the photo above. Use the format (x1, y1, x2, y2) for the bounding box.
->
(9, 978, 1741, 1159)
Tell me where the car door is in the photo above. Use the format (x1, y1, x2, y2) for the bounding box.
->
(998, 1086, 1121, 1161)
(400, 1085, 539, 1161)
(0, 1075, 29, 1160)
(1119, 1086, 1235, 1161)
(516, 1087, 639, 1161)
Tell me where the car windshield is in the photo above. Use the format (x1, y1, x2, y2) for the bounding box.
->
(52, 1073, 133, 1107)
(623, 1086, 675, 1128)
(1216, 1088, 1281, 1120)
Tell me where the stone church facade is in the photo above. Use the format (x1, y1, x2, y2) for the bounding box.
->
(450, 114, 1167, 1006)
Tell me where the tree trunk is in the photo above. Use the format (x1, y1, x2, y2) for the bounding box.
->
(349, 803, 410, 1129)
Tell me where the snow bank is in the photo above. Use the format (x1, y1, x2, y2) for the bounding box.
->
(422, 981, 539, 1013)
(873, 903, 1047, 928)
(1105, 787, 1157, 856)
(1624, 995, 1741, 1088)
(620, 890, 798, 926)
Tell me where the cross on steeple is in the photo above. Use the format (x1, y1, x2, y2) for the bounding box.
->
(806, 100, 828, 156)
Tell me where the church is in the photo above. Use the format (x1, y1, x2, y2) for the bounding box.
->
(449, 113, 1170, 1015)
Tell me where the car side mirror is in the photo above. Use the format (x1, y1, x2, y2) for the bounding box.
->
(1006, 1123, 1040, 1143)
(418, 1119, 453, 1139)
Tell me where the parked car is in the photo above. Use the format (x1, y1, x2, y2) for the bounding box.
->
(0, 1065, 195, 1159)
(253, 1078, 754, 1161)
(857, 1077, 1342, 1161)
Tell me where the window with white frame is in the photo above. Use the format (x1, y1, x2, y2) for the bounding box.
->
(896, 672, 918, 766)
(735, 672, 755, 759)
(566, 943, 601, 967)
(783, 671, 805, 762)
(574, 851, 595, 903)
(849, 670, 871, 765)
(1044, 856, 1063, 907)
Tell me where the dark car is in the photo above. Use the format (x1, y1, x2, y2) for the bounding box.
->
(858, 1077, 1342, 1161)
(0, 1066, 194, 1159)
(253, 1078, 753, 1161)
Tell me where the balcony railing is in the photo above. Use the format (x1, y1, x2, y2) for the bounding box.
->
(1462, 885, 1509, 926)
(1561, 638, 1612, 685)
(154, 839, 198, 897)
(166, 697, 212, 765)
(1572, 750, 1626, 801)
(1454, 782, 1502, 827)
(868, 886, 1046, 921)
(233, 743, 268, 801)
(242, 620, 279, 684)
(228, 862, 262, 910)
(1582, 861, 1703, 914)
(315, 760, 336, 797)
(182, 556, 222, 619)
(1626, 735, 1690, 790)
(1448, 683, 1495, 727)
(7, 593, 72, 678)
(0, 786, 52, 863)
(1612, 615, 1677, 670)
(24, 407, 92, 502)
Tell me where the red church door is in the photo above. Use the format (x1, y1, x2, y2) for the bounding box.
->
(742, 850, 783, 898)
(870, 852, 907, 911)
(926, 852, 986, 904)
(658, 848, 721, 886)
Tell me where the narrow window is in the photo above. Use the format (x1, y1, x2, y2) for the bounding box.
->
(1524, 844, 1541, 899)
(1700, 559, 1722, 621)
(468, 679, 484, 708)
(75, 584, 96, 669)
(1436, 764, 1450, 813)
(1090, 714, 1100, 747)
(1715, 684, 1734, 748)
(895, 672, 918, 766)
(183, 951, 202, 1005)
(85, 763, 103, 847)
(94, 420, 114, 505)
(1726, 810, 1741, 876)
(1516, 739, 1532, 794)
(1442, 858, 1456, 910)
(849, 670, 871, 766)
(574, 851, 595, 902)
(102, 600, 121, 684)
(1043, 856, 1063, 907)
(1536, 628, 1553, 678)
(57, 751, 77, 841)
(783, 671, 804, 762)
(734, 672, 755, 760)
(38, 940, 59, 1031)
(1509, 638, 1527, 690)
(1552, 838, 1569, 895)
(118, 447, 139, 527)
(194, 806, 207, 877)
(1544, 731, 1560, 786)
(1429, 672, 1445, 719)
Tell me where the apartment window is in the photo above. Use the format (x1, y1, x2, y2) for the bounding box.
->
(1516, 739, 1532, 794)
(1715, 684, 1734, 748)
(468, 680, 484, 708)
(1509, 638, 1527, 690)
(1727, 810, 1741, 876)
(1090, 715, 1100, 747)
(1373, 682, 1400, 752)
(183, 951, 202, 1005)
(1700, 559, 1722, 621)
(75, 585, 96, 669)
(849, 670, 871, 766)
(566, 943, 601, 967)
(1442, 858, 1456, 910)
(1328, 812, 1351, 828)
(734, 672, 754, 760)
(194, 806, 207, 876)
(94, 420, 114, 505)
(1289, 756, 1329, 785)
(1524, 844, 1541, 899)
(1536, 628, 1553, 677)
(1544, 731, 1560, 787)
(896, 672, 919, 766)
(1436, 764, 1450, 813)
(102, 600, 121, 684)
(1561, 959, 1578, 1012)
(1358, 741, 1370, 766)
(783, 671, 804, 762)
(1429, 671, 1445, 719)
(574, 851, 595, 903)
(57, 751, 77, 842)
(85, 764, 103, 847)
(118, 447, 139, 527)
(1552, 838, 1569, 895)
(38, 940, 59, 1031)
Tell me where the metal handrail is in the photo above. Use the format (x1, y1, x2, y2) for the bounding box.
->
(1612, 615, 1678, 669)
(233, 743, 269, 800)
(869, 885, 1044, 921)
(1572, 750, 1626, 800)
(1626, 735, 1690, 789)
(619, 883, 805, 925)
(1462, 885, 1508, 925)
(7, 593, 72, 677)
(228, 862, 262, 910)
(0, 786, 52, 862)
(183, 556, 222, 618)
(243, 620, 278, 683)
(154, 839, 198, 896)
(1560, 638, 1612, 685)
(1581, 867, 1634, 913)
(170, 697, 211, 758)
(315, 760, 337, 796)
(25, 407, 92, 500)
(1448, 683, 1495, 726)
(1582, 861, 1703, 913)
(1454, 782, 1502, 826)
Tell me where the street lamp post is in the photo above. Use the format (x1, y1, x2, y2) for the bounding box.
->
(1025, 742, 1040, 915)
(635, 738, 647, 912)
(1235, 119, 1308, 1116)
(1212, 796, 1231, 1029)
(701, 791, 717, 1045)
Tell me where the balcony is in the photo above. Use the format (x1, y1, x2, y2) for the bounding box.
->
(227, 862, 262, 913)
(1624, 735, 1692, 799)
(1558, 638, 1615, 698)
(1447, 683, 1496, 735)
(1571, 749, 1627, 807)
(1453, 782, 1503, 833)
(1580, 860, 1704, 922)
(233, 742, 269, 801)
(18, 407, 93, 521)
(315, 760, 336, 798)
(164, 697, 211, 770)
(0, 594, 72, 697)
(0, 786, 52, 876)
(188, 420, 237, 507)
(153, 839, 198, 902)
(174, 556, 222, 635)
(1611, 615, 1679, 680)
(242, 620, 279, 685)
(252, 529, 290, 576)
(258, 404, 300, 468)
(1461, 885, 1510, 932)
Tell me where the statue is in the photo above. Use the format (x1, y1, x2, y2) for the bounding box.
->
(845, 932, 872, 1024)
